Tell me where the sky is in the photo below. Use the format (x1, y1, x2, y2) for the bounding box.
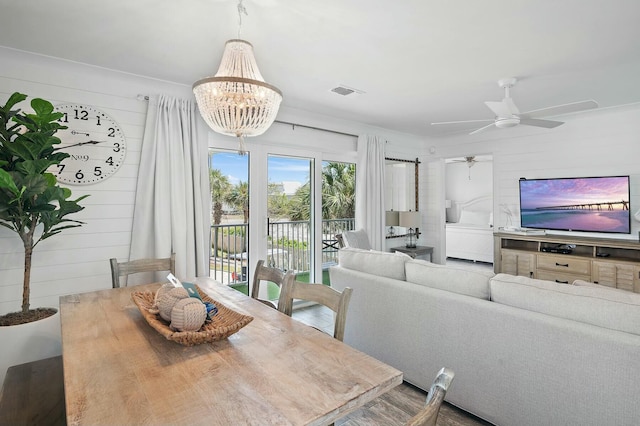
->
(519, 176, 629, 209)
(209, 151, 311, 186)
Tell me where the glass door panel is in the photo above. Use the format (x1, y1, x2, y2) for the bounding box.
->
(267, 155, 313, 295)
(209, 149, 250, 294)
(321, 161, 356, 284)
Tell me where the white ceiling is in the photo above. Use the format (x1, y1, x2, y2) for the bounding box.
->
(1, 0, 640, 138)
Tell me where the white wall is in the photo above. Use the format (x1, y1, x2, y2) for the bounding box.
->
(0, 47, 428, 314)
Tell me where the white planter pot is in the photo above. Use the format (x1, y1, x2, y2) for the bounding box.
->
(0, 309, 62, 386)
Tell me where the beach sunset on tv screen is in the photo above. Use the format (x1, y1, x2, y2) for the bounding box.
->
(519, 176, 630, 233)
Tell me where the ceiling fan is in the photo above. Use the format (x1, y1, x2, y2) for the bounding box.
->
(449, 156, 485, 167)
(432, 78, 598, 135)
(448, 156, 490, 179)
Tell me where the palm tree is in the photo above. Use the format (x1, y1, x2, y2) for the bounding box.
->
(228, 181, 249, 223)
(322, 162, 355, 219)
(210, 169, 231, 224)
(289, 162, 356, 221)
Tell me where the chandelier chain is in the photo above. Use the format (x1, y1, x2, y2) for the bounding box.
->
(237, 0, 248, 38)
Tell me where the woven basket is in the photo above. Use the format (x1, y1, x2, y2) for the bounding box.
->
(131, 285, 253, 346)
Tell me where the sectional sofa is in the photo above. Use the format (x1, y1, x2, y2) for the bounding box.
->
(330, 248, 640, 426)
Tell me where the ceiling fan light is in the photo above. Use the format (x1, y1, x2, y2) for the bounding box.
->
(495, 116, 520, 128)
(193, 39, 283, 149)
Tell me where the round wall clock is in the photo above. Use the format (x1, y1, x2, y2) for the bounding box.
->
(48, 103, 126, 185)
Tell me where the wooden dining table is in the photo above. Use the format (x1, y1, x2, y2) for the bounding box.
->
(59, 277, 402, 425)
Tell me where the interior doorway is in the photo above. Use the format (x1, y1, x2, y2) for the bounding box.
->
(443, 154, 494, 265)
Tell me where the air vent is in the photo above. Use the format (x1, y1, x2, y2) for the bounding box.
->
(330, 84, 365, 96)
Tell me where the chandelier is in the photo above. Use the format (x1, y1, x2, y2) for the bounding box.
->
(193, 1, 282, 154)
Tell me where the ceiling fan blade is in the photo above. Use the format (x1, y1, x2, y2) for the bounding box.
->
(519, 118, 564, 128)
(469, 122, 496, 135)
(484, 100, 513, 117)
(431, 119, 493, 126)
(521, 100, 598, 118)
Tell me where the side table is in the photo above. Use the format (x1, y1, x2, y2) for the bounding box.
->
(391, 245, 433, 261)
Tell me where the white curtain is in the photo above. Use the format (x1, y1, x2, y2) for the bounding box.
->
(355, 134, 386, 251)
(129, 95, 210, 283)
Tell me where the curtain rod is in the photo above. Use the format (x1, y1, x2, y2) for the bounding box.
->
(274, 120, 358, 138)
(136, 95, 358, 138)
(385, 156, 421, 164)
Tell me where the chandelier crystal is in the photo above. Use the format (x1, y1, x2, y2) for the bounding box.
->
(193, 39, 282, 154)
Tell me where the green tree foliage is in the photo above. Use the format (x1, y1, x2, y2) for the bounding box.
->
(268, 182, 291, 219)
(322, 162, 355, 219)
(0, 93, 88, 315)
(288, 162, 356, 221)
(209, 168, 231, 224)
(227, 181, 249, 223)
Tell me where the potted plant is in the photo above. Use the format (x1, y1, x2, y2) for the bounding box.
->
(0, 92, 87, 326)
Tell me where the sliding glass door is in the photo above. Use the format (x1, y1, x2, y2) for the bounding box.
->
(209, 149, 250, 294)
(321, 161, 356, 284)
(209, 140, 356, 299)
(267, 155, 314, 285)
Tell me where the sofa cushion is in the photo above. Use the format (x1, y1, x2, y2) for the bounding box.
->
(491, 273, 640, 335)
(571, 279, 633, 294)
(338, 247, 409, 280)
(405, 259, 494, 300)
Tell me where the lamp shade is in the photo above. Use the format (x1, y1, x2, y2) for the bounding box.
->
(386, 210, 400, 226)
(193, 39, 282, 151)
(399, 211, 421, 228)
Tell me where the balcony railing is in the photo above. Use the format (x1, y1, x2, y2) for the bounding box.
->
(210, 218, 354, 286)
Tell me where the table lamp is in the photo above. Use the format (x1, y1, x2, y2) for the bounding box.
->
(386, 210, 400, 236)
(399, 211, 421, 248)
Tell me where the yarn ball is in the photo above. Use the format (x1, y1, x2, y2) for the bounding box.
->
(170, 298, 207, 332)
(157, 287, 189, 321)
(153, 283, 175, 307)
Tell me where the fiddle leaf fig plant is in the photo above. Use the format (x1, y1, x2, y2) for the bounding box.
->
(0, 92, 88, 325)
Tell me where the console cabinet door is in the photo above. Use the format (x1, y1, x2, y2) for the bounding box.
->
(591, 261, 616, 287)
(593, 261, 640, 293)
(501, 250, 535, 278)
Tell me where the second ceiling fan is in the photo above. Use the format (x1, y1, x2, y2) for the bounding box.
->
(432, 78, 598, 135)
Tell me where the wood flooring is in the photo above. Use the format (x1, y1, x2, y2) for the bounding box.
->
(335, 381, 492, 426)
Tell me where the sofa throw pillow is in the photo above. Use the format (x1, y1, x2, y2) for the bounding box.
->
(338, 247, 409, 281)
(405, 259, 494, 300)
(491, 273, 640, 335)
(342, 229, 372, 250)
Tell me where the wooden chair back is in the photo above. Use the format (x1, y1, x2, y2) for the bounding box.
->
(109, 253, 176, 288)
(278, 272, 353, 342)
(251, 260, 286, 308)
(406, 367, 455, 426)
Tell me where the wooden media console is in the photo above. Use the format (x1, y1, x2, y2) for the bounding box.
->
(494, 232, 640, 292)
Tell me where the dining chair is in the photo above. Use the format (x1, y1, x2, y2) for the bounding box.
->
(277, 272, 353, 342)
(251, 259, 286, 308)
(109, 253, 176, 288)
(406, 367, 455, 426)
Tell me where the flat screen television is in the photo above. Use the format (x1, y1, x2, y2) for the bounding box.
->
(519, 176, 631, 234)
